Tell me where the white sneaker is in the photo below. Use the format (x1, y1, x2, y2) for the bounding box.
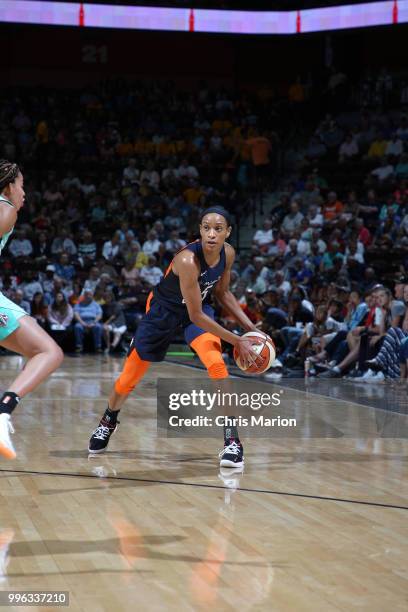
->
(0, 414, 16, 459)
(367, 371, 385, 383)
(357, 368, 375, 380)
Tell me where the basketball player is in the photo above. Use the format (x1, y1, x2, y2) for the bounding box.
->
(89, 207, 267, 467)
(0, 161, 64, 459)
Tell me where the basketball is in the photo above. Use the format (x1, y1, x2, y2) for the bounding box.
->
(233, 331, 276, 374)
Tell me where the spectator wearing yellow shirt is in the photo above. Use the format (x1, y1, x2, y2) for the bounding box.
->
(367, 135, 387, 159)
(36, 120, 49, 144)
(183, 180, 203, 205)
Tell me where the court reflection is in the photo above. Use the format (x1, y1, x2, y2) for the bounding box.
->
(189, 469, 275, 610)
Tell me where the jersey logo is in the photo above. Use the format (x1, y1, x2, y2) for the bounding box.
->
(182, 276, 220, 304)
(0, 313, 9, 327)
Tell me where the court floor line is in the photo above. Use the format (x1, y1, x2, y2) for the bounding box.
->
(0, 467, 407, 511)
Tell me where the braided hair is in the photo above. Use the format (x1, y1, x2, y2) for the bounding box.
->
(0, 160, 20, 193)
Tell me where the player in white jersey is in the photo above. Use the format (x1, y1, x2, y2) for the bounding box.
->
(0, 160, 63, 459)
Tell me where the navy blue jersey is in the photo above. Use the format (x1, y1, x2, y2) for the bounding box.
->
(153, 240, 226, 315)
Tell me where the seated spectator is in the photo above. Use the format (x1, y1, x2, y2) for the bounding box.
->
(47, 291, 74, 348)
(122, 158, 140, 185)
(385, 135, 403, 158)
(252, 219, 274, 253)
(102, 291, 127, 354)
(395, 153, 408, 179)
(21, 271, 44, 302)
(140, 161, 160, 188)
(8, 229, 33, 260)
(43, 182, 64, 205)
(142, 230, 163, 257)
(121, 259, 140, 286)
(31, 292, 48, 329)
(51, 228, 77, 257)
(73, 289, 103, 353)
(367, 134, 387, 159)
(102, 230, 122, 262)
(163, 208, 186, 234)
(13, 289, 31, 315)
(355, 217, 372, 247)
(306, 204, 324, 228)
(164, 230, 186, 260)
(281, 201, 304, 237)
(80, 176, 96, 197)
(322, 191, 344, 224)
(370, 158, 394, 183)
(55, 253, 76, 285)
(338, 134, 358, 162)
(305, 136, 327, 160)
(78, 230, 97, 267)
(140, 255, 163, 287)
(32, 231, 52, 264)
(178, 158, 199, 181)
(83, 266, 101, 294)
(279, 294, 314, 363)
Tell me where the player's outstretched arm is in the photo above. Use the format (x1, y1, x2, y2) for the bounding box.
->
(214, 244, 258, 332)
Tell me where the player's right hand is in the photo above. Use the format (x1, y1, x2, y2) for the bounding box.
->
(235, 337, 264, 370)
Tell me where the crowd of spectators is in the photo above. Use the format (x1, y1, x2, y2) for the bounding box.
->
(2, 75, 408, 380)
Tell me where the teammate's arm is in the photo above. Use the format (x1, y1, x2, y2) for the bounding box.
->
(213, 244, 259, 333)
(176, 252, 262, 368)
(0, 200, 18, 236)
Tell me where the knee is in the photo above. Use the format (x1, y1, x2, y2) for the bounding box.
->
(52, 344, 64, 367)
(74, 322, 83, 331)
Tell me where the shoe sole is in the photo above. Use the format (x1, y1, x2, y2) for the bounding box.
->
(88, 425, 117, 454)
(219, 459, 244, 468)
(0, 443, 16, 460)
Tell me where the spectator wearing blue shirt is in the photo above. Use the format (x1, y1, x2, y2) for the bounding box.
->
(55, 253, 76, 284)
(73, 290, 103, 353)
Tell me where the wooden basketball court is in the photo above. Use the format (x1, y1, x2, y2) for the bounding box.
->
(0, 354, 407, 611)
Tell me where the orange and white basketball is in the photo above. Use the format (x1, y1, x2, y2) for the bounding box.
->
(233, 331, 276, 374)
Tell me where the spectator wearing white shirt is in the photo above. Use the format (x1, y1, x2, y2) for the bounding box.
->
(122, 158, 140, 184)
(102, 231, 121, 262)
(307, 204, 324, 228)
(80, 176, 96, 197)
(385, 136, 403, 158)
(178, 159, 199, 180)
(142, 230, 163, 257)
(338, 134, 358, 162)
(162, 161, 180, 183)
(252, 219, 273, 252)
(164, 230, 186, 256)
(281, 201, 304, 237)
(21, 271, 44, 302)
(371, 158, 394, 182)
(345, 242, 364, 265)
(164, 208, 186, 233)
(8, 229, 33, 259)
(61, 170, 82, 191)
(140, 256, 163, 287)
(140, 161, 160, 188)
(274, 271, 291, 298)
(51, 228, 77, 257)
